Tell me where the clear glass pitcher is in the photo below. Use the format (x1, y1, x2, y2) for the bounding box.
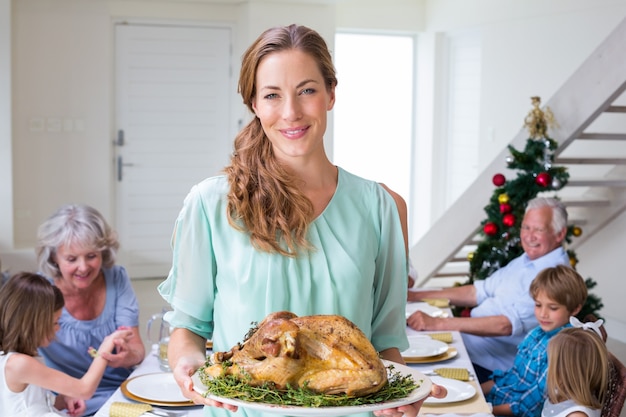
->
(146, 309, 171, 371)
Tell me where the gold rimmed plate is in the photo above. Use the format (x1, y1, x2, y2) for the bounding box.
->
(401, 339, 449, 359)
(121, 372, 194, 407)
(403, 347, 458, 364)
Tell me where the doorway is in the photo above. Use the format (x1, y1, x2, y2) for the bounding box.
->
(115, 23, 231, 278)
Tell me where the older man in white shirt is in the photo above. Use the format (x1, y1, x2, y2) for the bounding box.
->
(406, 197, 569, 382)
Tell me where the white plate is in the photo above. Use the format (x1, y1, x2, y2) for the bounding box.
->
(191, 360, 432, 416)
(402, 339, 449, 359)
(122, 372, 191, 405)
(405, 302, 446, 319)
(424, 376, 476, 404)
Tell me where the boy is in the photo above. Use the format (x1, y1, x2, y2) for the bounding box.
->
(481, 264, 587, 417)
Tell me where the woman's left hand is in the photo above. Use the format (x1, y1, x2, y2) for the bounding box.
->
(373, 383, 447, 417)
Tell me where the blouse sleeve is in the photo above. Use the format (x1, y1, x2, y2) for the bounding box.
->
(111, 266, 140, 328)
(370, 184, 410, 353)
(158, 182, 218, 340)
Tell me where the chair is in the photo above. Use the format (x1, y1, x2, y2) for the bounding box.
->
(602, 351, 626, 417)
(582, 315, 625, 417)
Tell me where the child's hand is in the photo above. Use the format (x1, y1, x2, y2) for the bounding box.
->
(93, 328, 134, 359)
(55, 394, 86, 417)
(98, 327, 136, 366)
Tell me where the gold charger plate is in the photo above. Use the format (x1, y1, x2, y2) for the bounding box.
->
(403, 347, 458, 364)
(121, 373, 194, 407)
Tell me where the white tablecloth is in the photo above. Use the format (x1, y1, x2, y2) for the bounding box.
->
(95, 321, 493, 417)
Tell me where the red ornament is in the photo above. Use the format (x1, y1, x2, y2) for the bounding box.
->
(483, 222, 498, 236)
(536, 172, 551, 187)
(503, 213, 516, 227)
(492, 173, 506, 186)
(499, 203, 512, 214)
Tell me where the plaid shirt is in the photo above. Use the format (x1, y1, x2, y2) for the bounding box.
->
(485, 323, 570, 417)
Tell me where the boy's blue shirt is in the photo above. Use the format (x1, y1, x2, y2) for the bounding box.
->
(485, 323, 571, 417)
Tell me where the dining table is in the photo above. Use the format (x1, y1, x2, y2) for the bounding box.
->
(95, 303, 493, 417)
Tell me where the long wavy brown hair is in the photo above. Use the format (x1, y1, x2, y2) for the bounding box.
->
(224, 24, 338, 256)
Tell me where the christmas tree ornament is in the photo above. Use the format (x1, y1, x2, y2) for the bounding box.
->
(543, 138, 553, 170)
(572, 226, 583, 237)
(492, 173, 506, 186)
(535, 172, 551, 187)
(569, 257, 578, 267)
(499, 203, 512, 214)
(502, 213, 516, 227)
(505, 155, 514, 164)
(483, 222, 498, 236)
(524, 96, 555, 140)
(551, 177, 562, 189)
(467, 252, 474, 261)
(498, 193, 510, 204)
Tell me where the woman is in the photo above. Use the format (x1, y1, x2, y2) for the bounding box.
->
(158, 24, 443, 417)
(36, 204, 145, 415)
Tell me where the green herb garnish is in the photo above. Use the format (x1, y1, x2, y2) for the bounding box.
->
(198, 364, 421, 408)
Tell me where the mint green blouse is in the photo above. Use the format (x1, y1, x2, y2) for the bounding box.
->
(158, 167, 409, 417)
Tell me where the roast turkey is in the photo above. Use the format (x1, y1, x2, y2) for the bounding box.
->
(204, 311, 387, 396)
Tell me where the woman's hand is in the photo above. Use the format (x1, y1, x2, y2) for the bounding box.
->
(168, 328, 238, 411)
(374, 383, 447, 417)
(171, 355, 239, 411)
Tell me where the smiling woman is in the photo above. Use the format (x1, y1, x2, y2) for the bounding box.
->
(157, 23, 444, 417)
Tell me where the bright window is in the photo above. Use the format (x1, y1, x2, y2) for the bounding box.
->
(333, 33, 414, 203)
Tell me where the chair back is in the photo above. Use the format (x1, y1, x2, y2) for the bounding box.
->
(602, 352, 626, 417)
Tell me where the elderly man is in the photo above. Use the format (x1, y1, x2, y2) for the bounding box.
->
(406, 197, 569, 382)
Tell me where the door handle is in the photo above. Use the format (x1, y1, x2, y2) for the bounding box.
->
(117, 155, 135, 182)
(115, 129, 125, 146)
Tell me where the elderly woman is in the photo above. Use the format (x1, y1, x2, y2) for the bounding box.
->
(36, 204, 145, 415)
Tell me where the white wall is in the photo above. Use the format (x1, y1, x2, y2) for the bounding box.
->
(576, 209, 626, 338)
(0, 0, 12, 255)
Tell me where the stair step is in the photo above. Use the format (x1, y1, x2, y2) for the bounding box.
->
(567, 179, 626, 187)
(577, 133, 626, 140)
(433, 272, 470, 278)
(556, 158, 626, 164)
(605, 105, 626, 113)
(563, 199, 610, 207)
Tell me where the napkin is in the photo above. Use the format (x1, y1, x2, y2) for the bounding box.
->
(428, 332, 453, 343)
(421, 298, 450, 308)
(433, 367, 470, 381)
(110, 402, 153, 417)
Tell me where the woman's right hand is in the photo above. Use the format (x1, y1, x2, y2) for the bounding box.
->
(172, 355, 238, 411)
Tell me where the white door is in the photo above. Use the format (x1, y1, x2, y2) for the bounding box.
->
(115, 23, 231, 278)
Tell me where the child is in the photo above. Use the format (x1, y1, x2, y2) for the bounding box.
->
(481, 264, 588, 417)
(0, 272, 132, 417)
(541, 326, 609, 417)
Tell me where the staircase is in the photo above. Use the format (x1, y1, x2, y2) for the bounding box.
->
(411, 16, 626, 288)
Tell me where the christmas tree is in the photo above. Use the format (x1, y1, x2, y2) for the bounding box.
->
(467, 97, 603, 319)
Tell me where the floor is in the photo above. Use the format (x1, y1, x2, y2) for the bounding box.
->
(132, 278, 626, 417)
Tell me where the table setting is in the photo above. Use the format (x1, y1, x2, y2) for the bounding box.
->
(95, 303, 493, 417)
